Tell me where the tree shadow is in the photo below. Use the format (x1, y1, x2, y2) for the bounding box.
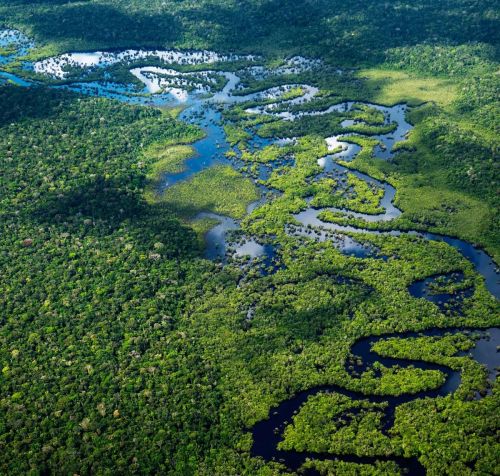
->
(26, 3, 181, 49)
(5, 0, 498, 62)
(32, 176, 202, 258)
(171, 0, 499, 61)
(0, 84, 66, 127)
(7, 0, 82, 4)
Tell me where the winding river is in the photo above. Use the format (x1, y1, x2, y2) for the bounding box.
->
(251, 324, 500, 475)
(1, 30, 499, 474)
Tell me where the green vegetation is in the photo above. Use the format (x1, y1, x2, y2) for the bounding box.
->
(146, 144, 197, 177)
(384, 43, 497, 77)
(142, 119, 204, 180)
(0, 0, 497, 66)
(1, 1, 499, 475)
(189, 214, 221, 247)
(156, 165, 260, 220)
(0, 85, 215, 474)
(358, 69, 458, 107)
(0, 86, 498, 476)
(311, 174, 385, 214)
(223, 124, 251, 147)
(281, 393, 393, 456)
(303, 459, 401, 476)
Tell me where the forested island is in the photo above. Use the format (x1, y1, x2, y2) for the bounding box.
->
(0, 1, 499, 475)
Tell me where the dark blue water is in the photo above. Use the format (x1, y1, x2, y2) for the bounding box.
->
(251, 324, 499, 475)
(160, 106, 231, 190)
(408, 271, 474, 314)
(423, 232, 500, 298)
(0, 71, 31, 86)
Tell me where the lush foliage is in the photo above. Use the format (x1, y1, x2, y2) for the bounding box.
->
(157, 165, 260, 219)
(1, 0, 498, 66)
(1, 1, 499, 475)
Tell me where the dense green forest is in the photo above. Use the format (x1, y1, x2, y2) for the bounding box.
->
(0, 1, 499, 475)
(0, 0, 498, 65)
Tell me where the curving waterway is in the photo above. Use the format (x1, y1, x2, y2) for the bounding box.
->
(251, 324, 500, 475)
(1, 30, 499, 474)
